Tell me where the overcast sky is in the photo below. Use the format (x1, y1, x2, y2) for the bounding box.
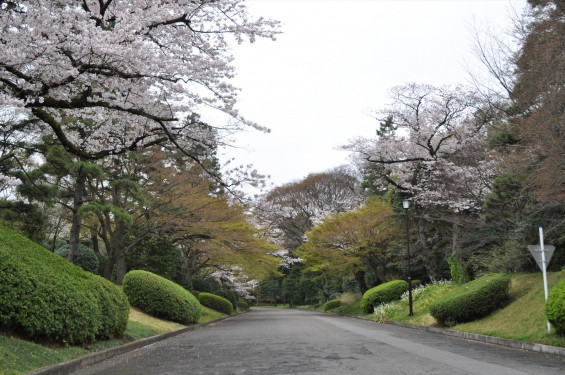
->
(218, 0, 526, 191)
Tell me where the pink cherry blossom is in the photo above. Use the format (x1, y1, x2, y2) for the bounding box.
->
(1, 1, 280, 158)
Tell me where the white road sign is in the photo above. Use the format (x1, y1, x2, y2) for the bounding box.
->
(527, 245, 555, 271)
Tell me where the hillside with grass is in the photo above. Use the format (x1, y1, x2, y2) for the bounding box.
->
(323, 272, 565, 348)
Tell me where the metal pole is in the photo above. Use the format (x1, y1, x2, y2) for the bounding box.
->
(406, 207, 413, 316)
(539, 227, 551, 333)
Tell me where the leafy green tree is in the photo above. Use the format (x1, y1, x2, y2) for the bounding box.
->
(297, 199, 400, 293)
(127, 236, 182, 281)
(14, 141, 104, 261)
(0, 200, 47, 243)
(258, 276, 282, 305)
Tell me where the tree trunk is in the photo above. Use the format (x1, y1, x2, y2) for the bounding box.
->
(68, 166, 86, 264)
(416, 218, 442, 281)
(89, 226, 100, 254)
(115, 249, 127, 285)
(111, 216, 128, 284)
(50, 215, 63, 252)
(354, 270, 368, 293)
(451, 218, 463, 264)
(103, 250, 115, 280)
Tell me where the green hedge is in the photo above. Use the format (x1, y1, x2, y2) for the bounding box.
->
(198, 292, 234, 315)
(430, 273, 510, 327)
(322, 299, 342, 311)
(55, 244, 100, 274)
(360, 280, 408, 314)
(237, 299, 250, 311)
(546, 278, 565, 335)
(0, 227, 129, 345)
(122, 270, 201, 324)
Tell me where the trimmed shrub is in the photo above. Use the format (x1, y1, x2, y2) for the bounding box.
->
(546, 278, 565, 335)
(198, 292, 234, 315)
(91, 277, 130, 339)
(430, 273, 510, 327)
(237, 299, 250, 311)
(218, 290, 238, 313)
(123, 270, 201, 324)
(361, 280, 408, 314)
(322, 299, 342, 311)
(55, 244, 100, 274)
(0, 227, 129, 345)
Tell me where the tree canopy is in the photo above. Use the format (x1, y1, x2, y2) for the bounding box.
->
(0, 0, 279, 163)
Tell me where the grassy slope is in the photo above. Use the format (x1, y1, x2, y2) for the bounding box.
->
(0, 306, 226, 374)
(454, 272, 565, 346)
(326, 272, 565, 348)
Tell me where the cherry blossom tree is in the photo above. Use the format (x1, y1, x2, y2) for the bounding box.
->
(1, 0, 279, 262)
(0, 0, 279, 173)
(297, 199, 399, 293)
(257, 166, 365, 252)
(344, 83, 498, 266)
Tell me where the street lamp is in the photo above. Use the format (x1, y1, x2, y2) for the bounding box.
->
(403, 199, 413, 316)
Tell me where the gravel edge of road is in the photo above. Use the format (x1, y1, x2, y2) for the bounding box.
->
(25, 309, 565, 375)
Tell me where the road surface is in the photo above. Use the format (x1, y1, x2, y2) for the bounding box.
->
(74, 308, 565, 375)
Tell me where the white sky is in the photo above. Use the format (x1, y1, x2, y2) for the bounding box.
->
(219, 0, 526, 191)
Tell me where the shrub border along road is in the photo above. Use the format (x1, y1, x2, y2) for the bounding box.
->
(28, 309, 565, 375)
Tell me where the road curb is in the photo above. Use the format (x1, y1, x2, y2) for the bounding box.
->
(26, 313, 244, 375)
(320, 310, 565, 359)
(383, 320, 565, 358)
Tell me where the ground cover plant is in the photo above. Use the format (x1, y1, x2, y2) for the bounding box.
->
(372, 281, 452, 323)
(0, 227, 129, 345)
(122, 270, 201, 324)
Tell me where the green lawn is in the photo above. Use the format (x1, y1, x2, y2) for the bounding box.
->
(0, 335, 88, 374)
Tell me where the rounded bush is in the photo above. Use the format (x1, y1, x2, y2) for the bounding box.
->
(237, 299, 250, 311)
(322, 299, 342, 311)
(198, 292, 234, 315)
(430, 273, 510, 327)
(546, 278, 565, 335)
(0, 227, 129, 345)
(55, 244, 100, 274)
(361, 280, 408, 314)
(123, 270, 201, 324)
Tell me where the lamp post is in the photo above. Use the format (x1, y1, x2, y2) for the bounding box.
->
(403, 199, 413, 316)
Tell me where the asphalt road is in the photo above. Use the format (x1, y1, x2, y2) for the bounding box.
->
(74, 308, 565, 375)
